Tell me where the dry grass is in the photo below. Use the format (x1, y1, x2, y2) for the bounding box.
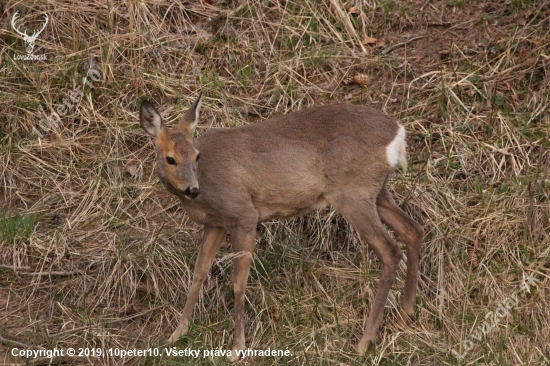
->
(1, 0, 549, 365)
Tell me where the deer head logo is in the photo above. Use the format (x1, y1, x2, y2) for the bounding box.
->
(11, 11, 49, 54)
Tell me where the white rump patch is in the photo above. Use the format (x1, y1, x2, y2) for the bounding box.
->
(386, 124, 407, 169)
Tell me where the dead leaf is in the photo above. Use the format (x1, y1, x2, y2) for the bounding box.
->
(126, 164, 138, 177)
(119, 304, 137, 317)
(136, 283, 154, 295)
(362, 35, 377, 45)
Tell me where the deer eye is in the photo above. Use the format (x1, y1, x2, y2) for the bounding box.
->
(166, 156, 176, 165)
(196, 153, 200, 162)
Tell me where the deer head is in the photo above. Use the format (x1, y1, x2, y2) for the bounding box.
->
(140, 93, 203, 199)
(11, 11, 49, 54)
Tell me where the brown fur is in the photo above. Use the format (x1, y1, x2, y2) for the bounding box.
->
(139, 94, 423, 358)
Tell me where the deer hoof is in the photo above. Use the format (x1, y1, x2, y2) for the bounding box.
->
(230, 348, 245, 362)
(397, 309, 416, 327)
(230, 339, 246, 361)
(357, 336, 376, 355)
(166, 323, 189, 344)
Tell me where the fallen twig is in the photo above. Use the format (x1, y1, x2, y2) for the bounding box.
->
(0, 333, 45, 350)
(27, 271, 83, 276)
(53, 306, 161, 337)
(382, 35, 426, 55)
(0, 264, 32, 271)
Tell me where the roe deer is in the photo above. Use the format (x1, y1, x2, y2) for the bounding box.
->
(139, 93, 423, 359)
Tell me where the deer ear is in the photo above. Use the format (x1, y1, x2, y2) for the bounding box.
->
(181, 92, 203, 133)
(140, 100, 165, 137)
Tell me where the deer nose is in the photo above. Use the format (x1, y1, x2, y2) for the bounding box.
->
(183, 186, 200, 199)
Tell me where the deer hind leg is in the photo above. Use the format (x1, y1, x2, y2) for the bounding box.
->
(228, 223, 257, 361)
(168, 225, 225, 344)
(376, 186, 423, 326)
(330, 193, 403, 355)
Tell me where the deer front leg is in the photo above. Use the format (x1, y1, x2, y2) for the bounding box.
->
(167, 225, 225, 344)
(228, 225, 257, 361)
